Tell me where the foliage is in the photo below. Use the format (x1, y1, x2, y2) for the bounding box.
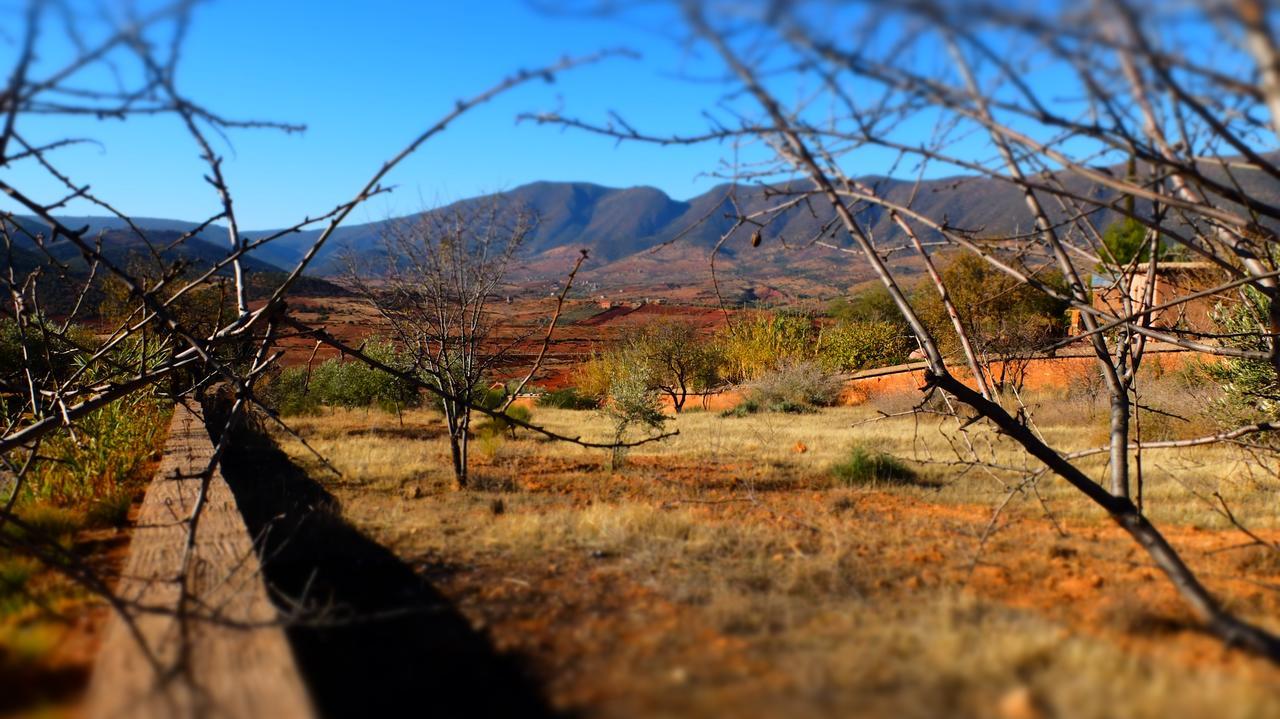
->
(601, 359, 668, 468)
(0, 317, 98, 393)
(817, 320, 913, 372)
(98, 262, 236, 338)
(536, 387, 600, 410)
(266, 339, 421, 416)
(827, 285, 903, 325)
(574, 352, 616, 403)
(720, 398, 762, 417)
(831, 445, 917, 486)
(717, 312, 818, 381)
(912, 253, 1068, 358)
(1204, 288, 1280, 426)
(22, 391, 168, 507)
(618, 321, 722, 413)
(1099, 217, 1150, 267)
(746, 360, 844, 411)
(474, 404, 533, 439)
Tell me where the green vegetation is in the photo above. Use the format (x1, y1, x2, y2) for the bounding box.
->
(1099, 217, 1151, 266)
(618, 321, 723, 413)
(827, 285, 902, 325)
(913, 253, 1069, 358)
(718, 312, 817, 381)
(831, 445, 917, 486)
(1205, 288, 1280, 427)
(817, 320, 913, 372)
(536, 387, 600, 410)
(601, 357, 668, 468)
(266, 339, 422, 416)
(26, 393, 167, 507)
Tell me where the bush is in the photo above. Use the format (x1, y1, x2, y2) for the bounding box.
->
(603, 359, 668, 468)
(268, 367, 322, 416)
(720, 398, 761, 418)
(911, 253, 1068, 358)
(474, 404, 533, 438)
(828, 286, 903, 325)
(831, 446, 917, 486)
(717, 312, 818, 381)
(537, 387, 599, 410)
(747, 360, 844, 411)
(573, 352, 616, 402)
(266, 339, 421, 416)
(1205, 288, 1280, 426)
(817, 320, 913, 371)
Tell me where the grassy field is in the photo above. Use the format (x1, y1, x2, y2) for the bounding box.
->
(273, 395, 1280, 718)
(0, 396, 169, 717)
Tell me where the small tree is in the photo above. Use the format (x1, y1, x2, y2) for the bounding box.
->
(912, 253, 1069, 363)
(622, 321, 722, 413)
(1099, 217, 1151, 267)
(602, 359, 667, 469)
(350, 203, 534, 489)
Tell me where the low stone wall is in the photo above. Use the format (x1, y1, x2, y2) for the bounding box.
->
(86, 401, 314, 719)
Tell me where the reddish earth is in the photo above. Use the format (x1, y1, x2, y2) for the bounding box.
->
(367, 449, 1280, 715)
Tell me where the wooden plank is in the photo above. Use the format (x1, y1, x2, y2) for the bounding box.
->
(86, 401, 316, 719)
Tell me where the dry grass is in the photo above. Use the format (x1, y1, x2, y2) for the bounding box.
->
(273, 400, 1280, 718)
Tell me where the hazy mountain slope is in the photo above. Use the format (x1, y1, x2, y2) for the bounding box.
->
(27, 157, 1280, 300)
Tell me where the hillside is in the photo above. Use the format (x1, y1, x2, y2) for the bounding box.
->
(21, 160, 1280, 303)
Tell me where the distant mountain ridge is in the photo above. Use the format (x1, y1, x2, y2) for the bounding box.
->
(19, 160, 1280, 301)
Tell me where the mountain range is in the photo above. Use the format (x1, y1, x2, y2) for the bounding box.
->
(13, 160, 1280, 303)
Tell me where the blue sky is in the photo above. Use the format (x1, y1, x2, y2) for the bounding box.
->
(3, 2, 1249, 231)
(3, 1, 749, 229)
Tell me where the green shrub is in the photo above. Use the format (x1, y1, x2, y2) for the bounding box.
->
(474, 404, 533, 438)
(832, 446, 917, 486)
(266, 339, 421, 416)
(827, 286, 903, 324)
(1204, 288, 1280, 426)
(911, 253, 1068, 358)
(537, 387, 600, 410)
(268, 367, 322, 416)
(603, 359, 668, 468)
(818, 320, 913, 372)
(720, 398, 761, 418)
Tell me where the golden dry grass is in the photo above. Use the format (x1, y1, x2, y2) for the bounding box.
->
(272, 400, 1280, 719)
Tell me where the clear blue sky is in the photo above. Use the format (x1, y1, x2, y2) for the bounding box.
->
(3, 1, 750, 229)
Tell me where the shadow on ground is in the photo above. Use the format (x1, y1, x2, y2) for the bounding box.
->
(210, 404, 556, 719)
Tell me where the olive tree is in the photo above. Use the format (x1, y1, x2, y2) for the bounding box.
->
(622, 320, 722, 413)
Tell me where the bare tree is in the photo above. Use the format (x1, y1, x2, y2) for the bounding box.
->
(348, 203, 535, 488)
(0, 0, 646, 705)
(526, 0, 1280, 659)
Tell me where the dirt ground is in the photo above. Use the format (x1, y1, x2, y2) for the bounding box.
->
(272, 402, 1280, 719)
